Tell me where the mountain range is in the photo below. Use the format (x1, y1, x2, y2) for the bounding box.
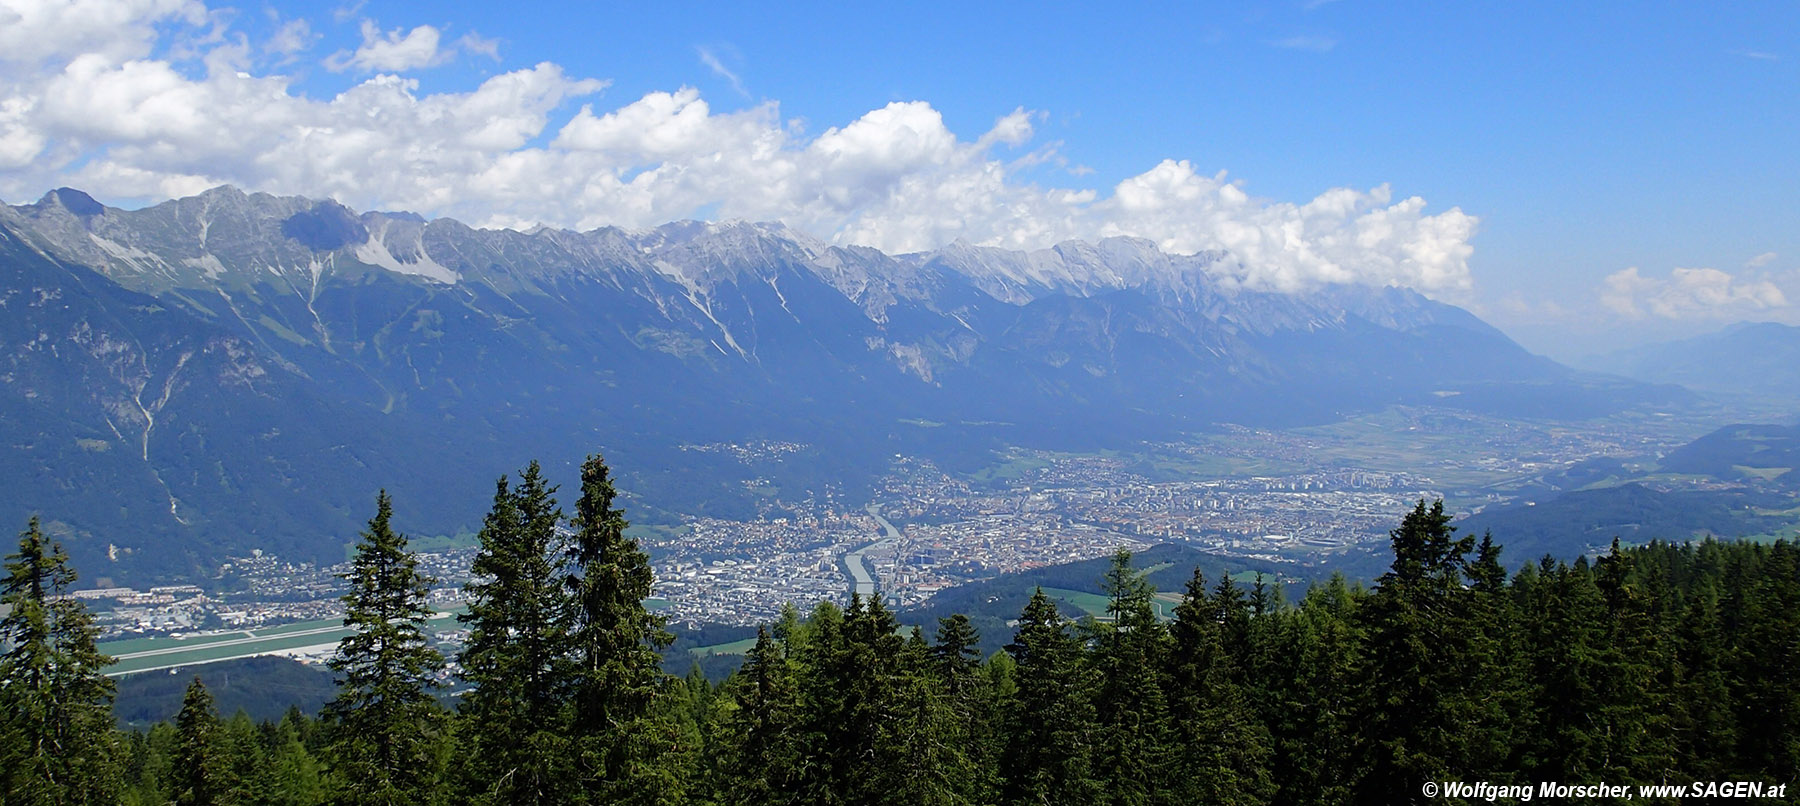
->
(1581, 321, 1800, 403)
(0, 186, 1677, 580)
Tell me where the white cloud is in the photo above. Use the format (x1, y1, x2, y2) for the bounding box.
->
(327, 19, 446, 73)
(1601, 266, 1789, 320)
(697, 46, 747, 99)
(1747, 251, 1778, 268)
(458, 32, 500, 62)
(0, 1, 1480, 297)
(0, 0, 203, 67)
(265, 14, 317, 59)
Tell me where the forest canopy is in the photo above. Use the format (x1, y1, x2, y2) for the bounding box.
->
(3, 460, 1798, 805)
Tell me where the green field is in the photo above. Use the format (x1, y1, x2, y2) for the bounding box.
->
(967, 451, 1056, 485)
(688, 637, 759, 657)
(1041, 587, 1180, 621)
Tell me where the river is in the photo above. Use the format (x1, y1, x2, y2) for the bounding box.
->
(844, 504, 902, 597)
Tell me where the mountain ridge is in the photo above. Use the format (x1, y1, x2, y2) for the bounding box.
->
(0, 185, 1682, 580)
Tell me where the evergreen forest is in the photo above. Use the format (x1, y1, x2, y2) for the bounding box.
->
(4, 455, 1799, 805)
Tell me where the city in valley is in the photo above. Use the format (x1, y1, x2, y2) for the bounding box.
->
(73, 406, 1712, 643)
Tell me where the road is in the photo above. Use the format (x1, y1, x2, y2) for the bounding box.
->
(102, 610, 458, 676)
(109, 624, 348, 662)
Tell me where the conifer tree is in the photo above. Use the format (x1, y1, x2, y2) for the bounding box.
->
(119, 722, 177, 806)
(1090, 550, 1170, 806)
(1001, 589, 1100, 806)
(1211, 572, 1252, 674)
(562, 453, 675, 803)
(170, 677, 229, 806)
(840, 594, 907, 805)
(720, 626, 803, 806)
(1457, 533, 1523, 778)
(1271, 575, 1364, 804)
(0, 516, 119, 806)
(933, 614, 999, 803)
(1734, 540, 1800, 780)
(217, 711, 265, 804)
(792, 598, 851, 804)
(1517, 556, 1607, 781)
(882, 661, 981, 806)
(934, 614, 982, 687)
(1592, 539, 1678, 781)
(1165, 567, 1272, 805)
(1669, 580, 1734, 780)
(263, 715, 327, 806)
(324, 491, 448, 804)
(1356, 499, 1477, 804)
(458, 463, 574, 805)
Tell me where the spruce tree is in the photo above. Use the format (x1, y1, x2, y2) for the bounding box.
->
(264, 715, 327, 806)
(791, 598, 851, 804)
(1090, 550, 1170, 806)
(169, 677, 229, 806)
(458, 464, 574, 805)
(1165, 567, 1273, 805)
(1273, 575, 1365, 804)
(324, 491, 448, 804)
(1356, 499, 1477, 804)
(840, 594, 907, 805)
(1517, 556, 1607, 781)
(720, 626, 803, 806)
(1592, 539, 1678, 781)
(562, 453, 675, 803)
(1457, 533, 1523, 778)
(882, 661, 980, 806)
(933, 614, 999, 803)
(0, 516, 119, 806)
(1734, 540, 1800, 780)
(933, 614, 982, 687)
(1001, 589, 1100, 806)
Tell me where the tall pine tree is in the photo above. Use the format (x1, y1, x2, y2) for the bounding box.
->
(323, 491, 448, 805)
(1089, 550, 1170, 806)
(1001, 589, 1101, 806)
(169, 677, 229, 806)
(720, 626, 803, 806)
(1356, 499, 1477, 805)
(1165, 567, 1272, 805)
(458, 464, 574, 806)
(0, 516, 119, 806)
(562, 453, 677, 804)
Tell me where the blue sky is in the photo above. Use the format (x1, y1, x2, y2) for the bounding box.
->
(0, 0, 1794, 357)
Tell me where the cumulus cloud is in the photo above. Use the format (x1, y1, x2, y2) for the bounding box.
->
(0, 0, 203, 67)
(0, 1, 1481, 296)
(1601, 266, 1789, 319)
(265, 15, 317, 59)
(327, 19, 447, 72)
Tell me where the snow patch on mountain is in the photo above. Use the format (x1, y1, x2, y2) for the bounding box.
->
(354, 223, 458, 284)
(89, 234, 169, 274)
